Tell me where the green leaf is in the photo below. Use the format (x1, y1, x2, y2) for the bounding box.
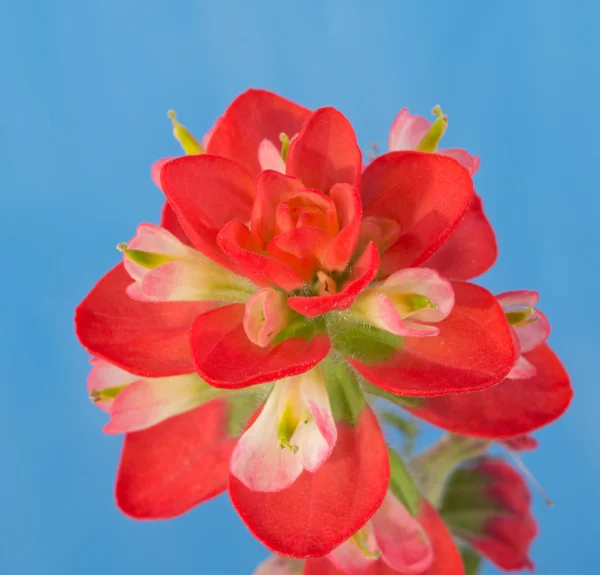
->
(225, 385, 271, 437)
(327, 314, 404, 363)
(388, 448, 421, 517)
(272, 315, 327, 344)
(360, 379, 422, 408)
(461, 547, 483, 575)
(321, 356, 366, 424)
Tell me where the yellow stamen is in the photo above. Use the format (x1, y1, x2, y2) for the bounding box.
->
(279, 132, 291, 162)
(505, 307, 538, 328)
(116, 243, 175, 269)
(168, 110, 205, 155)
(350, 527, 380, 559)
(415, 105, 448, 153)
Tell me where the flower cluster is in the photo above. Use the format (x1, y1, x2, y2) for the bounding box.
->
(75, 90, 572, 573)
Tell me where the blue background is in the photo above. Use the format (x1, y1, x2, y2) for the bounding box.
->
(1, 1, 595, 573)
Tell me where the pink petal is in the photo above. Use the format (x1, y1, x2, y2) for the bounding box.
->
(438, 148, 480, 175)
(254, 556, 304, 575)
(88, 359, 139, 412)
(388, 109, 431, 151)
(230, 384, 304, 492)
(104, 373, 216, 434)
(515, 310, 551, 353)
(327, 524, 379, 574)
(362, 294, 440, 337)
(496, 290, 540, 309)
(295, 368, 337, 472)
(506, 355, 537, 379)
(382, 267, 455, 323)
(287, 242, 380, 318)
(258, 139, 286, 173)
(244, 288, 291, 347)
(151, 157, 175, 189)
(371, 493, 434, 574)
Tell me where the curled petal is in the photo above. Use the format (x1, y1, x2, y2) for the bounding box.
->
(254, 556, 304, 575)
(382, 267, 455, 323)
(287, 107, 362, 193)
(288, 242, 380, 318)
(104, 374, 218, 434)
(258, 139, 286, 173)
(244, 288, 291, 347)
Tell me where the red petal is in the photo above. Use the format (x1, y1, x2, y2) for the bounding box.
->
(361, 152, 473, 276)
(324, 184, 362, 270)
(421, 194, 497, 280)
(348, 282, 517, 396)
(471, 516, 536, 571)
(116, 399, 235, 519)
(288, 242, 380, 318)
(267, 226, 330, 282)
(287, 108, 362, 193)
(160, 155, 256, 267)
(190, 304, 330, 388)
(206, 89, 311, 177)
(419, 501, 465, 575)
(403, 343, 572, 438)
(229, 407, 389, 557)
(75, 264, 212, 377)
(218, 219, 306, 290)
(252, 170, 306, 244)
(160, 202, 192, 246)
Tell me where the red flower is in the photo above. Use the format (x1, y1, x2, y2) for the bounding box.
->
(74, 89, 561, 558)
(440, 457, 537, 571)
